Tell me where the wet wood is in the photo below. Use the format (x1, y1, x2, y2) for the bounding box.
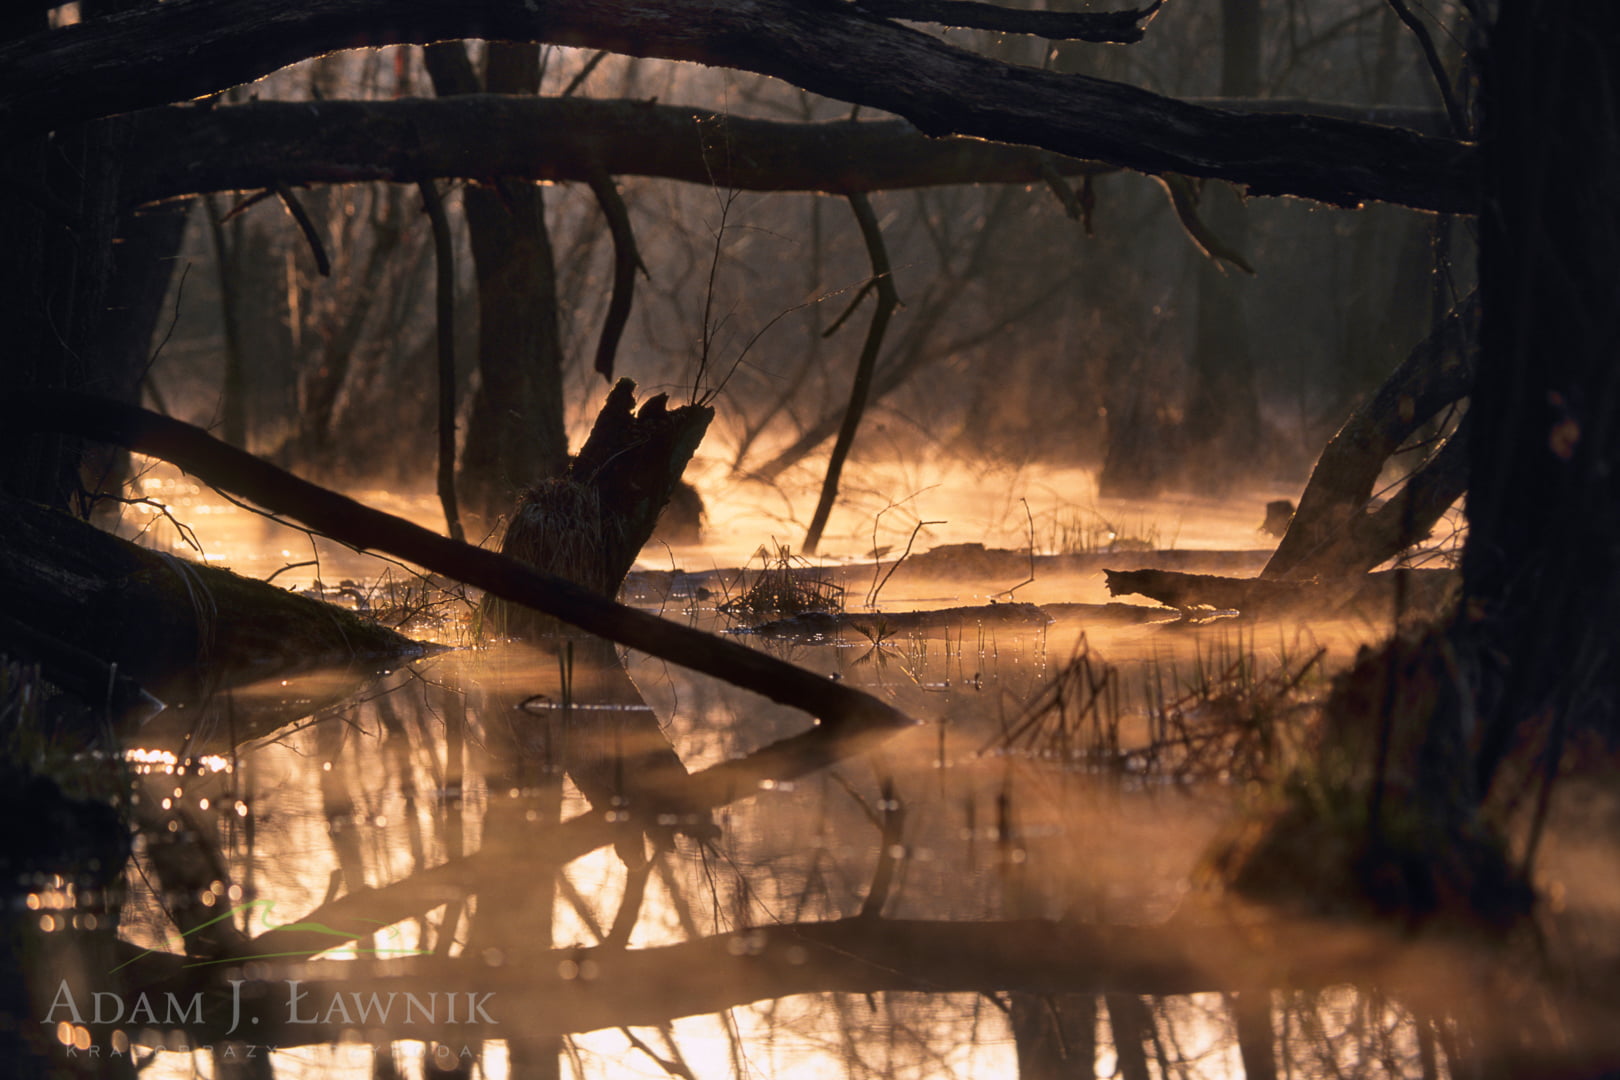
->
(1104, 566, 1455, 617)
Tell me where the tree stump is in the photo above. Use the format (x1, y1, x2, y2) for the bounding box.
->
(481, 378, 712, 636)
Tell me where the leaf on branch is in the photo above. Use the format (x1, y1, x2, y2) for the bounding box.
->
(1153, 173, 1256, 275)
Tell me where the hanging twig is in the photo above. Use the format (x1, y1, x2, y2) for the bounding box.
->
(1152, 173, 1256, 275)
(274, 181, 331, 277)
(803, 193, 900, 555)
(560, 49, 609, 97)
(587, 173, 647, 382)
(1383, 0, 1469, 138)
(416, 178, 463, 542)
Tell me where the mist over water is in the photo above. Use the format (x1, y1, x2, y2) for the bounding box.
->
(67, 451, 1527, 1080)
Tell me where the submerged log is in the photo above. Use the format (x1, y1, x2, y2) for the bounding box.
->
(1103, 566, 1455, 618)
(0, 493, 424, 714)
(737, 602, 1052, 640)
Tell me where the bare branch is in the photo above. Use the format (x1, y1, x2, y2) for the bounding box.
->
(6, 0, 1477, 211)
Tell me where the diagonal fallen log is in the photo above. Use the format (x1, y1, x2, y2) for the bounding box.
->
(1264, 294, 1477, 582)
(3, 392, 913, 742)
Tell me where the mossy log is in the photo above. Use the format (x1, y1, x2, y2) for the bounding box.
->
(482, 378, 712, 637)
(0, 493, 424, 714)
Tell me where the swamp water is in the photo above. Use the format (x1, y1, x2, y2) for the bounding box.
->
(19, 467, 1612, 1078)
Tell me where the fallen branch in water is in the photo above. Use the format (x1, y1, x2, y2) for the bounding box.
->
(5, 392, 913, 739)
(1103, 567, 1456, 617)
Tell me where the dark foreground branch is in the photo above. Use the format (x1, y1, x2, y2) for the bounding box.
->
(2, 392, 911, 740)
(123, 96, 1115, 207)
(6, 0, 1477, 211)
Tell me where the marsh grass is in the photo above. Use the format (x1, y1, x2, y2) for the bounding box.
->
(719, 542, 844, 622)
(984, 629, 1327, 786)
(1039, 506, 1163, 555)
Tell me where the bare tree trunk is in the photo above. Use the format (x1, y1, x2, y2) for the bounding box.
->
(424, 42, 569, 530)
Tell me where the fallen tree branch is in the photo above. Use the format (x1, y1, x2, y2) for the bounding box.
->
(121, 97, 1116, 208)
(3, 392, 912, 738)
(1102, 567, 1455, 616)
(5, 0, 1478, 211)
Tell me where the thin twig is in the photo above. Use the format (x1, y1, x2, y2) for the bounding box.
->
(416, 178, 464, 543)
(274, 181, 331, 277)
(869, 519, 944, 609)
(1383, 0, 1469, 137)
(560, 49, 609, 97)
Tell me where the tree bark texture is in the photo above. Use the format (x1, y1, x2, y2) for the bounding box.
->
(1264, 294, 1476, 581)
(121, 96, 1116, 207)
(424, 42, 570, 528)
(0, 0, 1478, 212)
(482, 378, 712, 636)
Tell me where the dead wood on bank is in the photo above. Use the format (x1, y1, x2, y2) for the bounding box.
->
(737, 602, 1054, 641)
(0, 491, 422, 712)
(112, 911, 1491, 1048)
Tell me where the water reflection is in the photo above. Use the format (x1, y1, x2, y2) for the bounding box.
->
(14, 605, 1613, 1079)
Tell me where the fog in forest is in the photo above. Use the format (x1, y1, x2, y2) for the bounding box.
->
(7, 2, 1620, 1079)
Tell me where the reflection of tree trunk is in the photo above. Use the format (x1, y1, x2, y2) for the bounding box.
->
(1230, 990, 1277, 1080)
(1103, 994, 1152, 1080)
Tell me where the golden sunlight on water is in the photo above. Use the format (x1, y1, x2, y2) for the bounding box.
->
(68, 452, 1491, 1079)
